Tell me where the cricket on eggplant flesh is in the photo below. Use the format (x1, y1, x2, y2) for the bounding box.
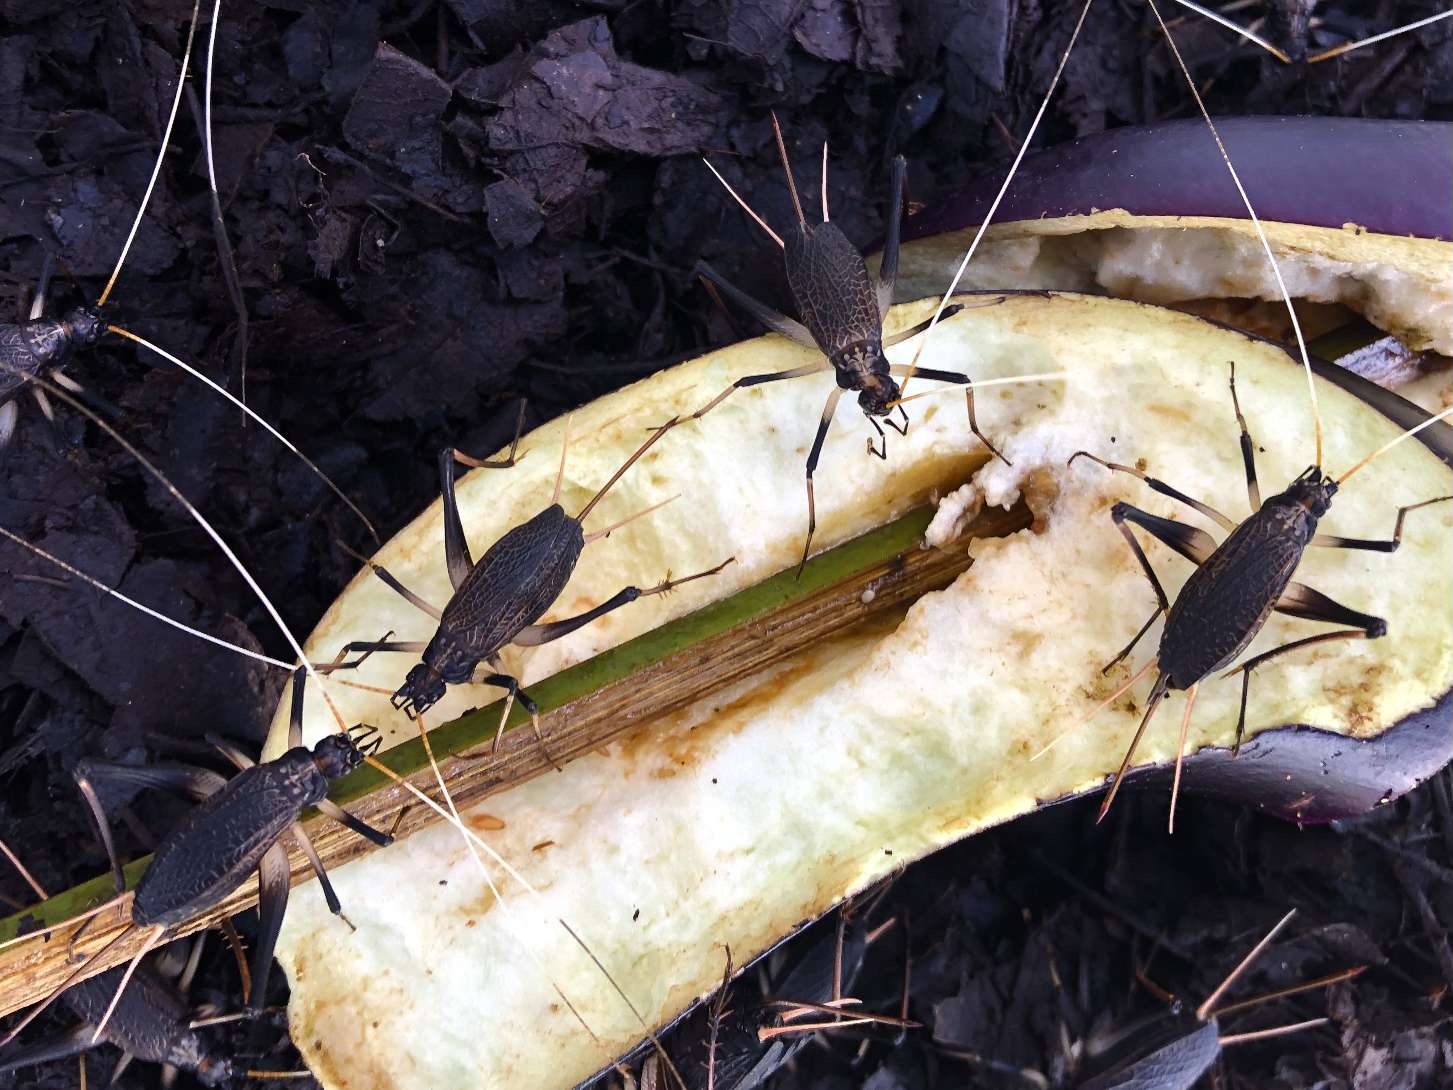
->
(321, 404, 735, 748)
(0, 0, 378, 542)
(0, 667, 390, 1051)
(1034, 1, 1453, 832)
(1061, 365, 1453, 831)
(659, 113, 1035, 574)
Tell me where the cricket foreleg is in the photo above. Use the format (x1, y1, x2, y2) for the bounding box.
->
(889, 365, 1009, 466)
(315, 637, 429, 675)
(1068, 451, 1237, 532)
(467, 670, 554, 766)
(1221, 581, 1387, 754)
(800, 388, 846, 577)
(1310, 495, 1453, 552)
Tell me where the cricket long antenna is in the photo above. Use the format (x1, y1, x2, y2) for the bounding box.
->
(0, 365, 316, 680)
(1211, 965, 1366, 1018)
(1143, 0, 1321, 469)
(702, 159, 785, 249)
(769, 112, 807, 230)
(97, 0, 203, 309)
(575, 417, 676, 523)
(410, 714, 605, 1051)
(1307, 10, 1453, 63)
(885, 370, 1071, 410)
(1197, 908, 1297, 1020)
(900, 0, 1094, 391)
(1168, 0, 1291, 61)
(1335, 404, 1453, 484)
(0, 526, 292, 670)
(106, 325, 379, 542)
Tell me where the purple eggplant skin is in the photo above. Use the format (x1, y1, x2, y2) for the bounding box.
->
(903, 118, 1452, 243)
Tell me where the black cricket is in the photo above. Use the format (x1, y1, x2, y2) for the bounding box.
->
(667, 114, 1007, 572)
(325, 405, 733, 741)
(0, 954, 234, 1087)
(0, 668, 389, 1047)
(1072, 362, 1451, 827)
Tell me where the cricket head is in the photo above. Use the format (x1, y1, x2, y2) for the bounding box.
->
(62, 304, 107, 350)
(1281, 465, 1338, 517)
(191, 1052, 235, 1087)
(393, 663, 446, 719)
(855, 368, 901, 417)
(313, 731, 368, 779)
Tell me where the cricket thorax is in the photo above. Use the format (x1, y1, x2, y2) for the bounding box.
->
(21, 306, 106, 367)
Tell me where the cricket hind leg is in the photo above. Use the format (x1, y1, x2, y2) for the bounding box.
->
(1310, 495, 1453, 552)
(72, 760, 228, 896)
(875, 156, 906, 320)
(888, 364, 1009, 466)
(0, 1023, 96, 1074)
(880, 304, 967, 348)
(1220, 581, 1387, 755)
(338, 539, 444, 619)
(1097, 503, 1218, 674)
(1068, 450, 1237, 532)
(437, 401, 530, 590)
(695, 261, 816, 348)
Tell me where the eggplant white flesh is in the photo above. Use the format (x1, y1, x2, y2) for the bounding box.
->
(893, 119, 1453, 354)
(265, 294, 1452, 1090)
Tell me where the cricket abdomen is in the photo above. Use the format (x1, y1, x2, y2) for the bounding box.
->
(428, 503, 585, 678)
(1159, 509, 1309, 688)
(784, 223, 882, 359)
(64, 966, 225, 1078)
(132, 752, 327, 927)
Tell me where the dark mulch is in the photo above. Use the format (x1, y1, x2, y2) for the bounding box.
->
(0, 1, 1448, 1087)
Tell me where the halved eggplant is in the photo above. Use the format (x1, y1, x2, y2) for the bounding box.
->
(893, 118, 1453, 354)
(266, 293, 1451, 1090)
